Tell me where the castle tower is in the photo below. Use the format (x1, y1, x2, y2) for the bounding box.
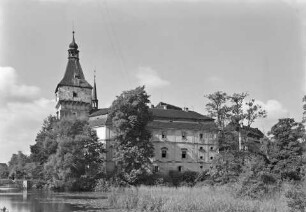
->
(55, 32, 93, 119)
(92, 71, 99, 110)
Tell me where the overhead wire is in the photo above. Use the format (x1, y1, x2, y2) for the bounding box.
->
(96, 0, 131, 87)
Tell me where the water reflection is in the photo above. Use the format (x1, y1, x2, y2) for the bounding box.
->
(0, 191, 107, 212)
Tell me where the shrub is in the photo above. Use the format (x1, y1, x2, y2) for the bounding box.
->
(285, 185, 306, 212)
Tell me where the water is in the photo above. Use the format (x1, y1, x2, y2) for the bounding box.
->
(0, 190, 111, 212)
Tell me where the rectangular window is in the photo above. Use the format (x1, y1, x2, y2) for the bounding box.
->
(154, 166, 159, 173)
(161, 131, 167, 139)
(178, 166, 182, 172)
(161, 149, 167, 158)
(182, 150, 187, 159)
(182, 131, 187, 140)
(199, 133, 203, 140)
(73, 92, 77, 97)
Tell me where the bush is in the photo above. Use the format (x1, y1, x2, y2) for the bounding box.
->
(168, 171, 198, 187)
(285, 185, 306, 212)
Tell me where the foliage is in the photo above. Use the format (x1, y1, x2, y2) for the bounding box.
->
(108, 185, 288, 212)
(235, 154, 279, 199)
(0, 163, 9, 179)
(205, 91, 230, 130)
(210, 150, 244, 184)
(268, 118, 305, 181)
(168, 171, 198, 187)
(204, 91, 267, 151)
(44, 118, 104, 191)
(245, 99, 267, 127)
(109, 86, 154, 185)
(30, 115, 58, 164)
(285, 185, 306, 212)
(8, 151, 30, 179)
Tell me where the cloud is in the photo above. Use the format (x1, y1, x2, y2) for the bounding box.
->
(0, 67, 54, 163)
(251, 99, 288, 133)
(257, 99, 288, 119)
(136, 66, 170, 89)
(0, 67, 40, 103)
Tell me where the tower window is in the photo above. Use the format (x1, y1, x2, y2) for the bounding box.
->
(199, 146, 203, 150)
(181, 149, 187, 159)
(73, 92, 77, 97)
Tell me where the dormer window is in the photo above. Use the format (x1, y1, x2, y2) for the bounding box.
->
(73, 92, 77, 97)
(74, 74, 80, 79)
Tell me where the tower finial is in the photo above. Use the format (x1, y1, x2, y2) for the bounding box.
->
(92, 69, 98, 110)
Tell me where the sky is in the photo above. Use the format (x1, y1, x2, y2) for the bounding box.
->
(0, 0, 306, 163)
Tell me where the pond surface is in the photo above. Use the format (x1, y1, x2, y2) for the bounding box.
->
(0, 190, 112, 212)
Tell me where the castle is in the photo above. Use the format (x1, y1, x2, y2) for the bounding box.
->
(55, 33, 219, 174)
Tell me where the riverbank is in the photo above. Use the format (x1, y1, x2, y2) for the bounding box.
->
(106, 185, 289, 212)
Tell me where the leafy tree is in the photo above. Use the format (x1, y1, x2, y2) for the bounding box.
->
(245, 99, 267, 127)
(30, 115, 58, 164)
(268, 118, 305, 181)
(109, 86, 154, 185)
(44, 118, 104, 191)
(8, 151, 29, 179)
(0, 163, 9, 179)
(204, 91, 230, 130)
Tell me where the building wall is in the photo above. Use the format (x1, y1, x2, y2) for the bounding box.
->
(56, 86, 92, 119)
(151, 129, 218, 174)
(56, 86, 92, 103)
(93, 124, 218, 174)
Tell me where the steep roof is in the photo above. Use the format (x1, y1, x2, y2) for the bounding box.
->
(55, 32, 92, 92)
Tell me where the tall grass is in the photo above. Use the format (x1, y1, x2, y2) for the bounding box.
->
(108, 185, 288, 212)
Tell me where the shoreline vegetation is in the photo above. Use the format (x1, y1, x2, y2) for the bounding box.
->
(105, 185, 290, 212)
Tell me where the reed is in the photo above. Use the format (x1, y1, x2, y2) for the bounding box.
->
(108, 185, 288, 212)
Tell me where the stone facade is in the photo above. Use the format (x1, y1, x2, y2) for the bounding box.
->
(88, 104, 218, 174)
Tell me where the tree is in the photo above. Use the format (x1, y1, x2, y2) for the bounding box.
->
(204, 91, 230, 130)
(44, 118, 104, 191)
(268, 118, 305, 181)
(245, 99, 267, 127)
(8, 151, 29, 179)
(109, 86, 154, 185)
(0, 163, 9, 179)
(30, 115, 58, 164)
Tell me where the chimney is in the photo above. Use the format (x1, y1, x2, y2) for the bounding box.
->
(151, 104, 155, 108)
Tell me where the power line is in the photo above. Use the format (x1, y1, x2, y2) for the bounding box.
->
(96, 0, 131, 87)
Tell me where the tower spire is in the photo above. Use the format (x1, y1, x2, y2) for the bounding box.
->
(92, 70, 99, 110)
(68, 31, 79, 59)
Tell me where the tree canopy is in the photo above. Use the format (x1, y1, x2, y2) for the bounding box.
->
(109, 86, 154, 185)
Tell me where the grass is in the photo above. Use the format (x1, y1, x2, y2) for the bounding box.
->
(107, 185, 289, 212)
